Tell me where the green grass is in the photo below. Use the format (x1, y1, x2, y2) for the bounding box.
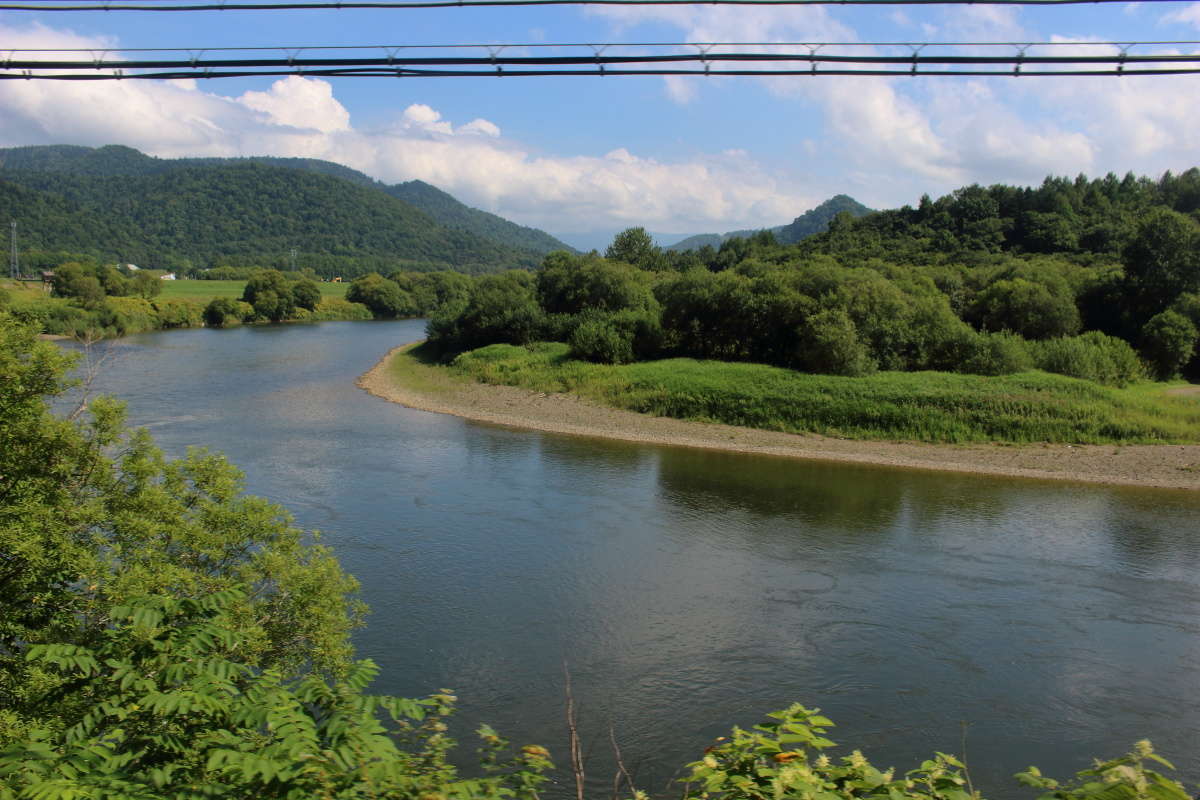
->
(159, 279, 350, 301)
(388, 342, 469, 401)
(441, 341, 1200, 445)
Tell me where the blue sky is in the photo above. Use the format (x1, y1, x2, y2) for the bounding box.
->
(3, 2, 1200, 248)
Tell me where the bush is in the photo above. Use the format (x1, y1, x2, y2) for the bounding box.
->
(204, 297, 253, 327)
(303, 297, 374, 322)
(960, 331, 1033, 376)
(346, 273, 416, 319)
(292, 278, 322, 311)
(1140, 310, 1198, 380)
(798, 309, 877, 377)
(570, 315, 635, 364)
(1032, 332, 1144, 386)
(152, 298, 204, 328)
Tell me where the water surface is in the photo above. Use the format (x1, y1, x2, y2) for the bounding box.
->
(73, 321, 1200, 798)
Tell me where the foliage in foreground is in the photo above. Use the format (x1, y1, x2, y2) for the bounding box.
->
(681, 704, 1189, 800)
(0, 313, 364, 743)
(0, 592, 553, 800)
(446, 342, 1200, 444)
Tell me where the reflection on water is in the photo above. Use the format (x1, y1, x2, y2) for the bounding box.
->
(71, 321, 1200, 798)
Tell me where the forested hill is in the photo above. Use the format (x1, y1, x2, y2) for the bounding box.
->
(0, 161, 540, 276)
(386, 180, 574, 254)
(0, 144, 573, 264)
(800, 171, 1200, 260)
(666, 194, 873, 251)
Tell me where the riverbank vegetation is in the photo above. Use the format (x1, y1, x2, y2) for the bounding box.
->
(443, 342, 1200, 444)
(0, 265, 472, 337)
(2, 309, 1193, 796)
(415, 169, 1200, 443)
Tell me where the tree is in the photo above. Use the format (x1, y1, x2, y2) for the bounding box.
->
(971, 277, 1081, 340)
(292, 278, 322, 312)
(346, 273, 416, 319)
(1122, 208, 1200, 321)
(536, 252, 655, 316)
(50, 263, 104, 309)
(131, 271, 163, 300)
(1140, 310, 1197, 380)
(242, 270, 297, 322)
(0, 313, 363, 743)
(798, 309, 877, 377)
(605, 228, 666, 271)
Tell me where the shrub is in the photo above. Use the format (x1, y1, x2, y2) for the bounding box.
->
(798, 309, 877, 377)
(152, 298, 204, 328)
(204, 297, 253, 327)
(961, 331, 1033, 376)
(1140, 310, 1198, 380)
(1032, 332, 1144, 386)
(570, 315, 635, 364)
(292, 278, 322, 311)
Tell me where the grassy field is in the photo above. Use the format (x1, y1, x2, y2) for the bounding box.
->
(159, 279, 349, 300)
(442, 341, 1200, 445)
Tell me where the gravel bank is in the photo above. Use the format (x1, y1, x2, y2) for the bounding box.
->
(358, 343, 1200, 491)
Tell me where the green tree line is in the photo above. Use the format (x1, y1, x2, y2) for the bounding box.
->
(424, 169, 1200, 384)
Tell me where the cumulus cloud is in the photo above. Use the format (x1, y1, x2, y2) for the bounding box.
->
(238, 76, 350, 133)
(1161, 3, 1200, 27)
(588, 5, 1200, 206)
(0, 21, 816, 234)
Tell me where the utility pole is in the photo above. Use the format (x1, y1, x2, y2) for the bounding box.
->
(9, 221, 17, 280)
(289, 248, 297, 273)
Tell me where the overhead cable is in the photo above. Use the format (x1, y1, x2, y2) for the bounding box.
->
(1, 41, 1197, 79)
(0, 0, 1185, 10)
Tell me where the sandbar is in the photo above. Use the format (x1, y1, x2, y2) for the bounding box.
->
(358, 343, 1200, 491)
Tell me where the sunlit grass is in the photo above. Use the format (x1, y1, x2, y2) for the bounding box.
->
(446, 342, 1200, 444)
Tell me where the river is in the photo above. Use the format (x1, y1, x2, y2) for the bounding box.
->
(70, 320, 1200, 798)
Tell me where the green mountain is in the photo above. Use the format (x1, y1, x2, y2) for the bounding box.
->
(386, 180, 572, 254)
(666, 195, 874, 251)
(0, 143, 573, 268)
(0, 159, 537, 276)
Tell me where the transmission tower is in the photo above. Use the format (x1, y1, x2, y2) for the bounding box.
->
(9, 222, 17, 280)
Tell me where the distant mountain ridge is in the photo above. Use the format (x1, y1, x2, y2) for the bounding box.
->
(666, 195, 874, 251)
(0, 144, 574, 258)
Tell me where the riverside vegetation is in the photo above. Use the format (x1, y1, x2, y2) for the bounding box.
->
(1, 309, 1194, 798)
(412, 169, 1200, 444)
(0, 265, 477, 338)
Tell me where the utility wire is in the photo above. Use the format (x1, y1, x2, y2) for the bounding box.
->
(0, 0, 1189, 10)
(4, 41, 1195, 77)
(4, 67, 1199, 77)
(4, 41, 1195, 78)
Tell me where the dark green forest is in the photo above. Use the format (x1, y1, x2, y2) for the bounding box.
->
(419, 168, 1200, 387)
(0, 145, 571, 276)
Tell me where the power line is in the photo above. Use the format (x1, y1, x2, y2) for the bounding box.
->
(9, 222, 18, 281)
(0, 0, 1187, 9)
(2, 41, 1197, 78)
(5, 66, 1199, 77)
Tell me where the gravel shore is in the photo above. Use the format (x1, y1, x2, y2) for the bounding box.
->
(358, 343, 1200, 491)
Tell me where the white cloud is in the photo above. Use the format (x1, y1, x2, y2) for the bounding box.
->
(0, 21, 816, 234)
(238, 76, 351, 133)
(1161, 3, 1200, 27)
(587, 6, 1200, 207)
(459, 118, 501, 137)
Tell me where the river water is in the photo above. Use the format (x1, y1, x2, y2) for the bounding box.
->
(71, 320, 1200, 798)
